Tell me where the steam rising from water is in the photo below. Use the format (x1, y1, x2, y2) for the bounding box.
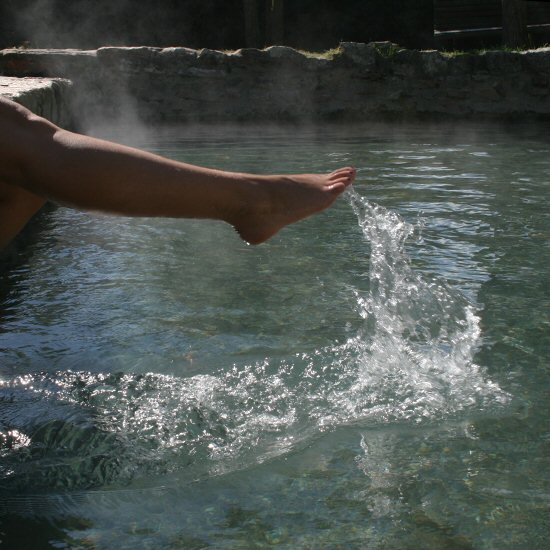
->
(0, 191, 509, 491)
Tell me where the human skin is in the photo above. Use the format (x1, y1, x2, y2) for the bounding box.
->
(0, 96, 355, 248)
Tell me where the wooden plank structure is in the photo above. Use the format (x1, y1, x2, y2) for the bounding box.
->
(434, 0, 550, 49)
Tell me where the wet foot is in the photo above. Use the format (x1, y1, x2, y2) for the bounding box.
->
(233, 167, 356, 244)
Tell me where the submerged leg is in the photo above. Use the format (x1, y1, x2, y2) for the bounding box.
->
(0, 97, 355, 246)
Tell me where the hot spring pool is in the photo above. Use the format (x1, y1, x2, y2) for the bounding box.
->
(0, 121, 549, 548)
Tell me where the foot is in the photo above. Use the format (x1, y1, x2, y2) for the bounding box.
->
(232, 166, 356, 244)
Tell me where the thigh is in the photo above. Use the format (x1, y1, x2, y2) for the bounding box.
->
(0, 180, 46, 248)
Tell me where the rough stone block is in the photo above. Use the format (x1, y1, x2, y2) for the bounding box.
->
(0, 76, 73, 126)
(421, 50, 448, 78)
(265, 46, 306, 61)
(522, 48, 550, 74)
(483, 50, 522, 75)
(339, 42, 380, 70)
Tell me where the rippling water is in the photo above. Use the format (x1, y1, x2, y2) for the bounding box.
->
(1, 122, 549, 548)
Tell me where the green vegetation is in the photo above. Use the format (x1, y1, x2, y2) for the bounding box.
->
(371, 41, 402, 58)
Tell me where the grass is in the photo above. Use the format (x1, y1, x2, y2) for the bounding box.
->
(297, 46, 343, 59)
(441, 43, 550, 57)
(371, 42, 402, 57)
(298, 42, 403, 59)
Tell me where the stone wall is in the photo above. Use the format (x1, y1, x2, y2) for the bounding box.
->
(0, 75, 72, 126)
(1, 42, 549, 127)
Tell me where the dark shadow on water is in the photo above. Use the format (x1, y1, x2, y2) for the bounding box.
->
(0, 204, 58, 342)
(0, 513, 93, 549)
(0, 203, 58, 273)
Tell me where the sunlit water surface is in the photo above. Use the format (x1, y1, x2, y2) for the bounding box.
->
(1, 122, 549, 548)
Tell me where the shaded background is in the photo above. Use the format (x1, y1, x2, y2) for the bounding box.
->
(0, 0, 435, 51)
(3, 1, 550, 52)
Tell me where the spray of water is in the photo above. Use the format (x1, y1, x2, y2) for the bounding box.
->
(0, 190, 510, 491)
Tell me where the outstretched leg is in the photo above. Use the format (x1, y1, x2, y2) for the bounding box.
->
(0, 97, 355, 247)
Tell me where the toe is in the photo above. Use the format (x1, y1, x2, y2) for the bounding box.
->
(328, 167, 355, 187)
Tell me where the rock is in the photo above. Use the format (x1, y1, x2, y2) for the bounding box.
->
(483, 50, 522, 74)
(0, 75, 72, 127)
(339, 42, 379, 70)
(1, 43, 550, 124)
(265, 46, 305, 61)
(421, 50, 448, 78)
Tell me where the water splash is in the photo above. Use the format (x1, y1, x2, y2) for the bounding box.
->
(332, 188, 508, 422)
(0, 191, 510, 492)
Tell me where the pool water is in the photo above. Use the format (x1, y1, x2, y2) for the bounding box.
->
(0, 122, 549, 548)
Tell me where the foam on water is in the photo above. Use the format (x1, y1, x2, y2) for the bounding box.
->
(0, 191, 510, 493)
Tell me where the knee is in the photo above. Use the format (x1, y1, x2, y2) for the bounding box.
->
(0, 98, 58, 186)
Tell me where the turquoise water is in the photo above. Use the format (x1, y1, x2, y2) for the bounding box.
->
(0, 122, 549, 548)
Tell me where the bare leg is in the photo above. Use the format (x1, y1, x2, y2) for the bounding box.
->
(0, 181, 46, 249)
(0, 97, 355, 246)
